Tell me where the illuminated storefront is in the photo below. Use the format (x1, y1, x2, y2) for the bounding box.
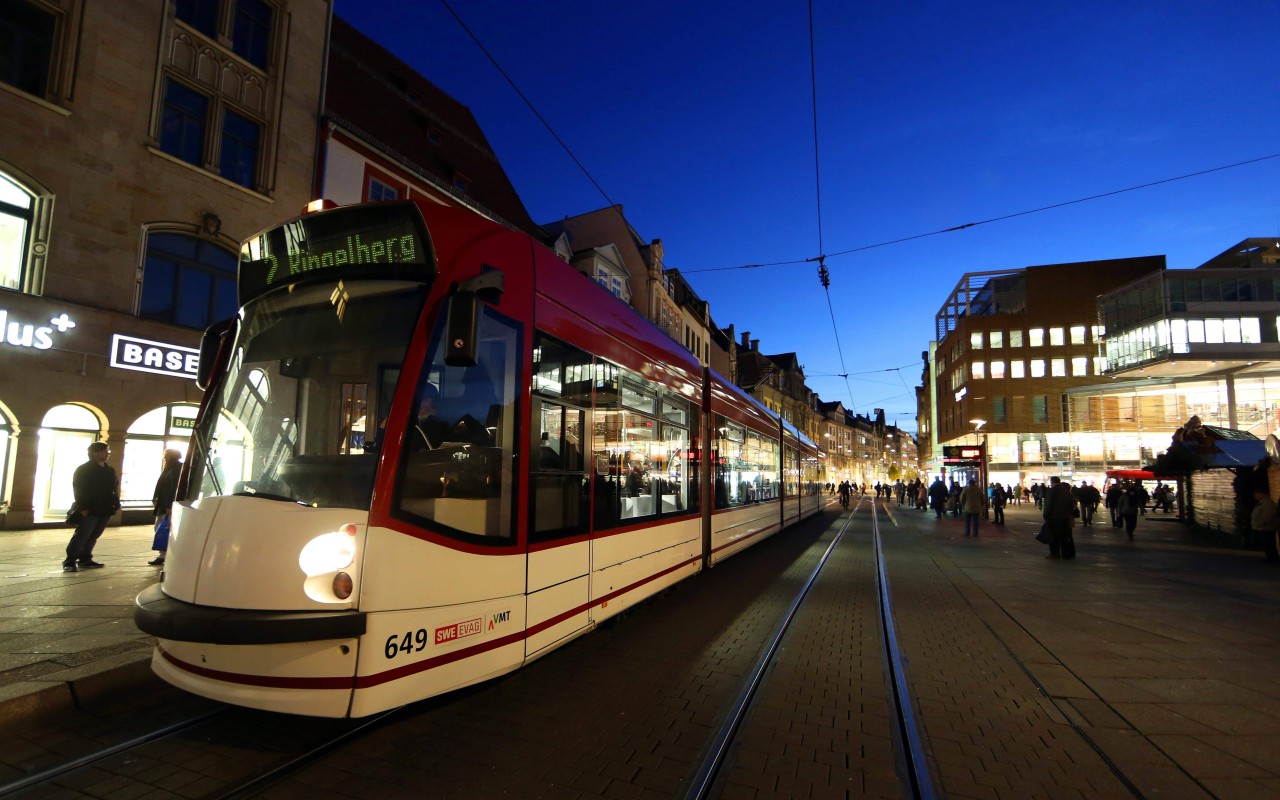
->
(0, 293, 202, 528)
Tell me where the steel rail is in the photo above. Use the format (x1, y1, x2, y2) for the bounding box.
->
(0, 707, 229, 798)
(871, 500, 937, 800)
(682, 510, 852, 800)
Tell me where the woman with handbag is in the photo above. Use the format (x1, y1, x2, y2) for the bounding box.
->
(149, 449, 182, 566)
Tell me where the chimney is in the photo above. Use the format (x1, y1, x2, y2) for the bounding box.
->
(750, 339, 759, 351)
(741, 331, 751, 348)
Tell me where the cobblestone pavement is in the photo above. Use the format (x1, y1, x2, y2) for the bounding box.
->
(2, 503, 1278, 799)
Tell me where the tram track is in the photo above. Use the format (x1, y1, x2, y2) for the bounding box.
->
(0, 701, 397, 799)
(686, 498, 937, 799)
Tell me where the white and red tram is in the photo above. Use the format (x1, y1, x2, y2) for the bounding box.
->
(134, 200, 823, 717)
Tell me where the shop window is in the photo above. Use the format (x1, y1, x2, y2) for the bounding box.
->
(120, 403, 199, 508)
(140, 231, 238, 329)
(32, 403, 101, 522)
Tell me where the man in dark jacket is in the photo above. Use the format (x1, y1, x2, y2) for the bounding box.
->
(1042, 476, 1077, 560)
(928, 477, 948, 519)
(64, 442, 120, 572)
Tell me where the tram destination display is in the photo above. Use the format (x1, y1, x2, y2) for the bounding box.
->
(238, 201, 436, 304)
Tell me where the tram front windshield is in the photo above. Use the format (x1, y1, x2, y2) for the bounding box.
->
(187, 280, 427, 509)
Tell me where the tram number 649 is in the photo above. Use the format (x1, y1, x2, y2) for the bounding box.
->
(385, 629, 429, 659)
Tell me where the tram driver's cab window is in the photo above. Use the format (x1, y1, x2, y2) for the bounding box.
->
(394, 308, 520, 542)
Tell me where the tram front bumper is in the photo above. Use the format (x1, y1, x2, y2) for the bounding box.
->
(134, 584, 367, 645)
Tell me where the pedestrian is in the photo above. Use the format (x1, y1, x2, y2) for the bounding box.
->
(928, 476, 948, 519)
(150, 448, 182, 566)
(1117, 481, 1140, 541)
(1251, 488, 1278, 564)
(64, 441, 120, 572)
(1042, 475, 1077, 560)
(991, 482, 1006, 524)
(960, 479, 984, 537)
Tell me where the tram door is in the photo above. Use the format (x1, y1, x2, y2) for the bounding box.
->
(525, 397, 591, 656)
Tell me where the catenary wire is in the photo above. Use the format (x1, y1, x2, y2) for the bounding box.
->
(438, 0, 618, 210)
(681, 151, 1280, 274)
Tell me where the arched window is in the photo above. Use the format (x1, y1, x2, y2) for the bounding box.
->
(33, 403, 101, 522)
(121, 403, 199, 508)
(140, 231, 238, 329)
(0, 172, 37, 292)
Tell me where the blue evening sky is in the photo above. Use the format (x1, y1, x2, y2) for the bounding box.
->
(337, 0, 1280, 433)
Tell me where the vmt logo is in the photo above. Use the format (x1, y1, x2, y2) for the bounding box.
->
(488, 610, 511, 630)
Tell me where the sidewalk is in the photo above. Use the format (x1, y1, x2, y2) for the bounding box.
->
(0, 523, 162, 726)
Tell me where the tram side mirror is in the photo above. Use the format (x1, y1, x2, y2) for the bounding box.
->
(444, 291, 479, 367)
(444, 266, 504, 367)
(196, 318, 237, 391)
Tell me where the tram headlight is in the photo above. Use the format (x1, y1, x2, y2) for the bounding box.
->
(299, 531, 357, 575)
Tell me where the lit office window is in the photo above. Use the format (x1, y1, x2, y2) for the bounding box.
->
(990, 361, 1005, 379)
(1009, 330, 1023, 347)
(1093, 356, 1107, 374)
(1205, 319, 1224, 344)
(1030, 359, 1046, 378)
(1050, 358, 1066, 377)
(1070, 326, 1086, 345)
(1049, 327, 1065, 346)
(970, 331, 983, 350)
(1243, 318, 1260, 343)
(1010, 360, 1025, 379)
(1188, 320, 1205, 343)
(972, 361, 985, 379)
(1029, 328, 1044, 347)
(1171, 319, 1189, 353)
(1071, 357, 1088, 376)
(989, 331, 1003, 348)
(1092, 325, 1105, 340)
(1223, 318, 1241, 343)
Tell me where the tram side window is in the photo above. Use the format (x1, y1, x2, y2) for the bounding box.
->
(530, 334, 590, 543)
(714, 418, 778, 509)
(394, 308, 520, 542)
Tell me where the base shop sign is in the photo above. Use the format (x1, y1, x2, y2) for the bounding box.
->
(110, 334, 200, 378)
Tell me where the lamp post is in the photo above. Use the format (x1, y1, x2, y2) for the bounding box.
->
(969, 418, 988, 490)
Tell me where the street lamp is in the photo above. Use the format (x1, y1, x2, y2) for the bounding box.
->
(969, 418, 988, 491)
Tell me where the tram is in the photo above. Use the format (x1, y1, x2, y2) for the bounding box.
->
(134, 199, 823, 717)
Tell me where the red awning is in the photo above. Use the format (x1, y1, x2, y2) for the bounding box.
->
(1105, 469, 1178, 480)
